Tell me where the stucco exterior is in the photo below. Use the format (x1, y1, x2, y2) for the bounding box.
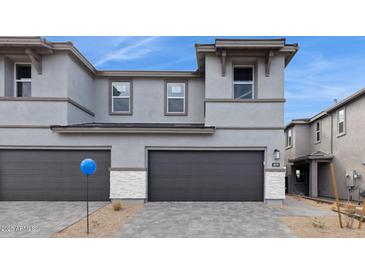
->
(285, 90, 365, 201)
(0, 37, 298, 202)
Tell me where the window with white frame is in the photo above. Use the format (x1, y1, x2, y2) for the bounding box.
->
(166, 82, 186, 114)
(315, 121, 321, 142)
(233, 67, 254, 99)
(337, 108, 345, 135)
(15, 64, 32, 97)
(111, 82, 131, 113)
(286, 128, 293, 147)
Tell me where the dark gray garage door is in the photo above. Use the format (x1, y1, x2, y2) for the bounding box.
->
(148, 150, 264, 201)
(0, 149, 110, 201)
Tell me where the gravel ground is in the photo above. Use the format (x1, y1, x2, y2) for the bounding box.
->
(53, 202, 144, 238)
(281, 196, 365, 237)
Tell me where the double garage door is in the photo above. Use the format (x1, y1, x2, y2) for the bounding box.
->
(0, 149, 263, 202)
(0, 150, 110, 201)
(148, 150, 264, 201)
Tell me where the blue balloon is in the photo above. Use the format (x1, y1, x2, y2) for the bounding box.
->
(80, 158, 96, 175)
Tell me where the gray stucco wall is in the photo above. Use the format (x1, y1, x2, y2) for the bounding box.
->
(205, 54, 285, 99)
(32, 52, 68, 97)
(285, 95, 365, 201)
(205, 102, 284, 127)
(293, 125, 310, 157)
(331, 97, 365, 200)
(0, 128, 284, 169)
(67, 54, 95, 113)
(204, 53, 285, 135)
(0, 56, 4, 96)
(0, 101, 67, 125)
(311, 115, 331, 154)
(67, 103, 94, 124)
(3, 57, 14, 97)
(93, 77, 205, 123)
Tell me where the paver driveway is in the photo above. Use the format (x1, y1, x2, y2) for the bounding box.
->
(0, 202, 107, 237)
(115, 197, 333, 238)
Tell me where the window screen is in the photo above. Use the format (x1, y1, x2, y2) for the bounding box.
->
(233, 67, 253, 99)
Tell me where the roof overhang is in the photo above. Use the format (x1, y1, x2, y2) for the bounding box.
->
(289, 153, 334, 163)
(325, 87, 365, 113)
(0, 37, 299, 79)
(95, 70, 201, 78)
(195, 38, 298, 73)
(287, 87, 365, 127)
(50, 123, 215, 134)
(0, 37, 201, 78)
(284, 119, 309, 131)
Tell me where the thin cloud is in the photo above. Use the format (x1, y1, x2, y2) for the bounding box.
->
(284, 47, 365, 123)
(95, 36, 160, 66)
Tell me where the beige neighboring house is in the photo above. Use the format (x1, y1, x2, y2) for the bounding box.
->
(284, 88, 365, 201)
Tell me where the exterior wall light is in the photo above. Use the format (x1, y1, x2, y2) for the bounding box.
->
(274, 149, 280, 160)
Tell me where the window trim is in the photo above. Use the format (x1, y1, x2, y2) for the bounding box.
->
(14, 63, 32, 97)
(109, 79, 133, 115)
(337, 108, 346, 137)
(164, 80, 188, 116)
(232, 65, 255, 100)
(286, 128, 293, 149)
(314, 121, 321, 144)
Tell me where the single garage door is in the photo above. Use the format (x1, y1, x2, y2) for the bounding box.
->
(0, 149, 110, 201)
(148, 150, 264, 201)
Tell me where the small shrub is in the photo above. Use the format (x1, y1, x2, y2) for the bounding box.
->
(312, 217, 325, 229)
(112, 201, 122, 211)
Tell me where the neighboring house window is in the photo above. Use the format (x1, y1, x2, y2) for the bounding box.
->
(286, 128, 293, 147)
(15, 64, 31, 97)
(233, 66, 254, 99)
(337, 108, 346, 135)
(165, 81, 187, 115)
(111, 81, 132, 114)
(315, 122, 321, 143)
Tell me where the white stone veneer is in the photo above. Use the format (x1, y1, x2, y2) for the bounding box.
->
(265, 171, 285, 200)
(110, 170, 147, 199)
(110, 169, 285, 201)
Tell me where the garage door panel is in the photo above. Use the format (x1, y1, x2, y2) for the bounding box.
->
(148, 150, 264, 201)
(0, 150, 110, 201)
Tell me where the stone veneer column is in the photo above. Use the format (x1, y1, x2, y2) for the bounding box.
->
(265, 170, 285, 202)
(110, 170, 147, 199)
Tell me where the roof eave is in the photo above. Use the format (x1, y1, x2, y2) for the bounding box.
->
(51, 127, 215, 134)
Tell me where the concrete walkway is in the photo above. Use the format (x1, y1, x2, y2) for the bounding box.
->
(0, 202, 107, 237)
(115, 197, 334, 238)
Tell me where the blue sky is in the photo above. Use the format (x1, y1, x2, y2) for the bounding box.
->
(45, 36, 365, 123)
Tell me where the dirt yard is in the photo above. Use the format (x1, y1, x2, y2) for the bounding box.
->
(281, 197, 365, 238)
(53, 202, 143, 238)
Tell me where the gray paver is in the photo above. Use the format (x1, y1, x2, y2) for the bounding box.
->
(115, 197, 334, 238)
(0, 202, 107, 237)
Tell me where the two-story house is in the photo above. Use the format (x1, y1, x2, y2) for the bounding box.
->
(0, 37, 298, 204)
(284, 88, 365, 201)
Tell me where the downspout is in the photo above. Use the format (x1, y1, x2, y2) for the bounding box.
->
(330, 112, 333, 154)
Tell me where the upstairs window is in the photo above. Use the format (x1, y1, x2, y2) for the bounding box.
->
(15, 64, 31, 97)
(337, 108, 346, 135)
(315, 121, 321, 143)
(165, 82, 187, 115)
(111, 81, 132, 114)
(286, 128, 293, 147)
(233, 67, 254, 99)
